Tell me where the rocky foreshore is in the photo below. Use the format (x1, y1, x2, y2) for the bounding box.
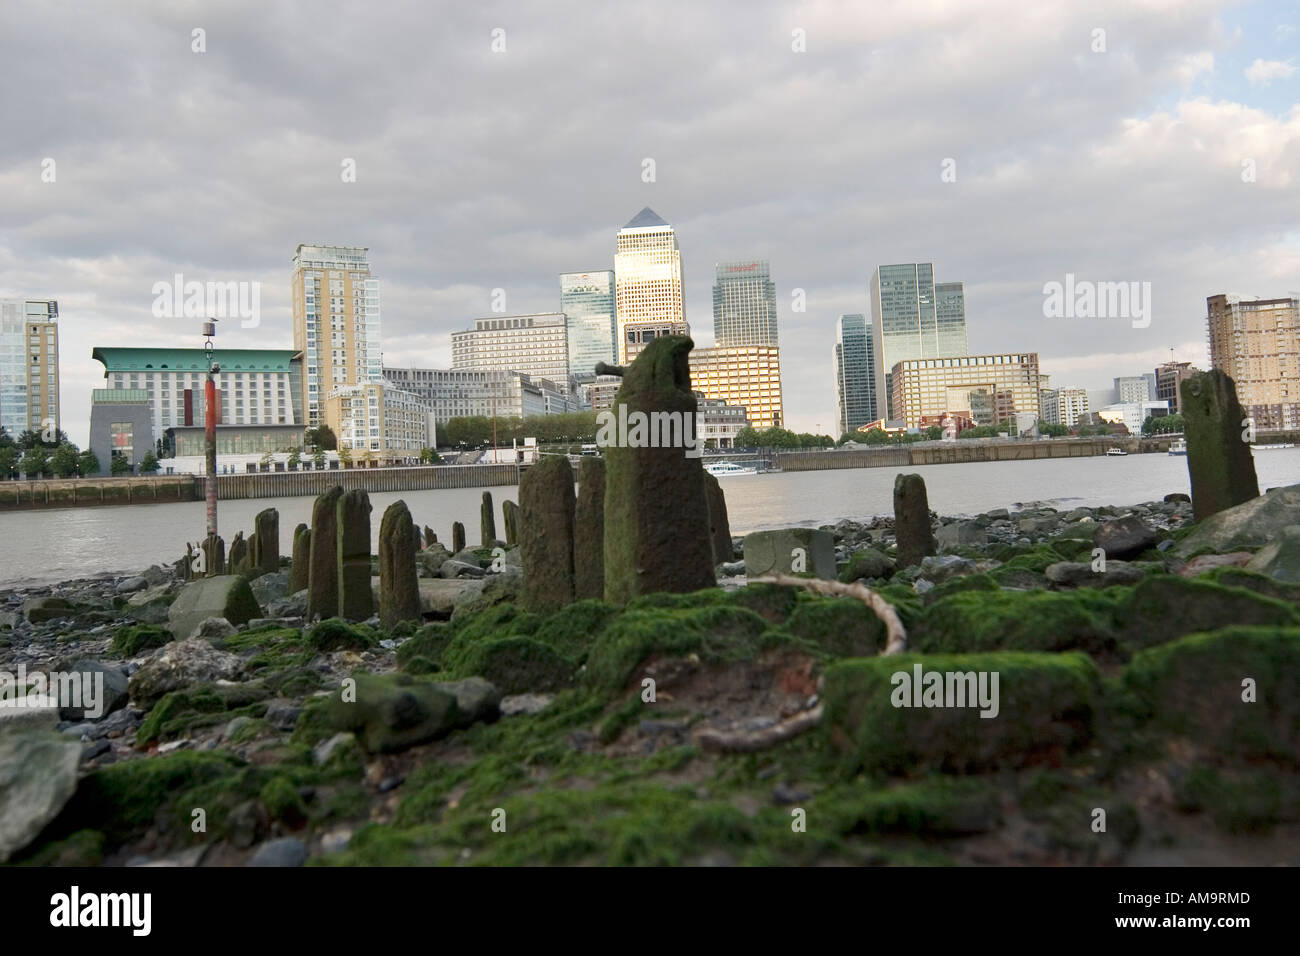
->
(3, 479, 1299, 867)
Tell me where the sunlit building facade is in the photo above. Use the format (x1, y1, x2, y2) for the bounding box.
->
(713, 260, 777, 348)
(614, 207, 687, 364)
(688, 345, 783, 430)
(891, 353, 1041, 428)
(871, 264, 968, 418)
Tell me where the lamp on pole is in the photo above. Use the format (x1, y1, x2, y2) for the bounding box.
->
(203, 319, 219, 539)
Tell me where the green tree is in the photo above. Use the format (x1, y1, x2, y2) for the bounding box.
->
(924, 425, 943, 440)
(0, 425, 11, 448)
(20, 446, 50, 476)
(288, 447, 302, 468)
(49, 442, 80, 478)
(420, 447, 441, 464)
(16, 429, 45, 450)
(140, 451, 160, 474)
(339, 445, 353, 466)
(312, 446, 325, 468)
(110, 454, 131, 476)
(77, 449, 100, 476)
(0, 446, 16, 478)
(1038, 421, 1068, 437)
(734, 427, 762, 448)
(307, 424, 338, 451)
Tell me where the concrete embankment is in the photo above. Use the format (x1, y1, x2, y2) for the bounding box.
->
(0, 464, 521, 512)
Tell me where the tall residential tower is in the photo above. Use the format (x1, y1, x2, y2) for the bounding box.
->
(292, 244, 381, 427)
(1207, 293, 1300, 428)
(0, 298, 59, 440)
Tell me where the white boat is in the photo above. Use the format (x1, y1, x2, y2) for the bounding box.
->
(704, 460, 759, 477)
(1168, 439, 1188, 456)
(1105, 447, 1128, 457)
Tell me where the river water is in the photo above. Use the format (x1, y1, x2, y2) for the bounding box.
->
(4, 449, 1300, 588)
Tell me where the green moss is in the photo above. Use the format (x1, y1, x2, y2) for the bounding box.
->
(1173, 766, 1296, 833)
(582, 605, 772, 694)
(838, 548, 896, 583)
(821, 651, 1101, 776)
(729, 582, 799, 624)
(450, 601, 540, 642)
(135, 684, 272, 745)
(306, 618, 379, 652)
(822, 777, 1001, 836)
(997, 545, 1064, 573)
(921, 572, 999, 605)
(395, 622, 454, 672)
(111, 624, 170, 656)
(442, 636, 576, 694)
(1198, 566, 1300, 604)
(1122, 626, 1300, 764)
(1016, 770, 1141, 860)
(531, 599, 620, 664)
(1112, 576, 1299, 655)
(786, 597, 885, 657)
(912, 589, 1122, 656)
(260, 775, 308, 826)
(13, 829, 105, 866)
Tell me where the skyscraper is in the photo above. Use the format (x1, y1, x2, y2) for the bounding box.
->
(713, 260, 777, 347)
(451, 313, 573, 393)
(834, 313, 877, 436)
(292, 244, 381, 427)
(1115, 375, 1155, 404)
(0, 298, 59, 440)
(870, 263, 968, 418)
(614, 208, 687, 364)
(559, 271, 616, 380)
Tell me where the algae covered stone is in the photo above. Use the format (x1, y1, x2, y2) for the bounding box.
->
(743, 528, 836, 580)
(894, 473, 937, 569)
(337, 489, 374, 621)
(1181, 369, 1259, 521)
(574, 457, 606, 600)
(317, 672, 463, 754)
(379, 500, 422, 629)
(166, 574, 260, 641)
(519, 454, 577, 613)
(308, 487, 344, 621)
(0, 731, 84, 863)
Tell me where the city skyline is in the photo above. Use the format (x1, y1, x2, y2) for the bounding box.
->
(3, 1, 1295, 445)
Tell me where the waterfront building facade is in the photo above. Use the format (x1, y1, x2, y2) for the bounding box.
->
(695, 394, 750, 448)
(1114, 374, 1156, 404)
(451, 313, 574, 394)
(382, 366, 581, 424)
(323, 381, 435, 464)
(292, 244, 381, 427)
(1041, 386, 1090, 428)
(890, 352, 1041, 428)
(688, 345, 783, 430)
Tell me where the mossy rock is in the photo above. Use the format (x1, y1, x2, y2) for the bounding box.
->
(450, 602, 542, 644)
(218, 626, 316, 676)
(1112, 576, 1299, 655)
(531, 599, 620, 664)
(305, 618, 379, 652)
(1016, 770, 1141, 861)
(13, 829, 105, 867)
(821, 651, 1101, 776)
(838, 548, 896, 583)
(1173, 765, 1300, 833)
(110, 624, 170, 656)
(727, 583, 798, 624)
(260, 775, 308, 826)
(136, 683, 272, 745)
(1122, 626, 1300, 764)
(396, 622, 455, 672)
(1197, 566, 1300, 604)
(1049, 535, 1097, 561)
(56, 750, 245, 846)
(582, 604, 773, 694)
(995, 545, 1061, 573)
(786, 597, 886, 657)
(911, 589, 1122, 657)
(921, 572, 999, 606)
(442, 636, 576, 695)
(311, 672, 463, 754)
(821, 776, 1001, 836)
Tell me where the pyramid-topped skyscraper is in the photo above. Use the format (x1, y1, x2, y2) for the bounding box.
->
(614, 207, 687, 364)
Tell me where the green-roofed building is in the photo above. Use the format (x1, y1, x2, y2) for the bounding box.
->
(91, 347, 305, 446)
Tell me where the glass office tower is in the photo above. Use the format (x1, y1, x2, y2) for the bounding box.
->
(560, 270, 616, 380)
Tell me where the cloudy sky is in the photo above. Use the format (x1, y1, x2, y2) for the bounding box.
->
(2, 0, 1297, 444)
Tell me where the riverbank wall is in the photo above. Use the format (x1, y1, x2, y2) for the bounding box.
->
(0, 463, 521, 512)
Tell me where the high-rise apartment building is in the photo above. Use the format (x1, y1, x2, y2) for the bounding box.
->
(450, 313, 574, 393)
(870, 264, 968, 418)
(688, 345, 783, 430)
(292, 244, 381, 427)
(834, 314, 877, 436)
(890, 353, 1041, 428)
(1041, 386, 1090, 427)
(614, 208, 687, 364)
(323, 381, 434, 464)
(1207, 293, 1300, 427)
(1154, 360, 1201, 416)
(713, 260, 777, 347)
(0, 298, 59, 440)
(560, 271, 616, 381)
